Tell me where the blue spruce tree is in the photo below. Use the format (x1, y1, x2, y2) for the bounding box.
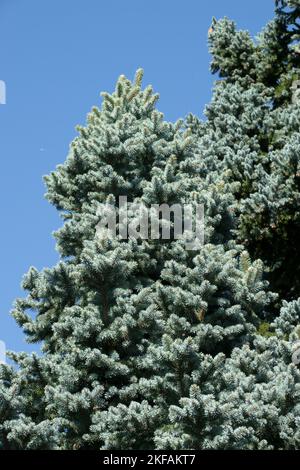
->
(1, 0, 300, 451)
(185, 0, 300, 301)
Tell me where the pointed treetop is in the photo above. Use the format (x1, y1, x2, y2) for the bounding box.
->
(208, 17, 218, 35)
(134, 68, 144, 88)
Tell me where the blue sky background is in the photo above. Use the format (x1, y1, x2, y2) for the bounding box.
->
(0, 0, 274, 354)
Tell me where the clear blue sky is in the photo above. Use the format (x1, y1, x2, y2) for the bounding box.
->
(0, 0, 274, 354)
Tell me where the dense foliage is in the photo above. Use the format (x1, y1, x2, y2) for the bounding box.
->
(1, 0, 300, 450)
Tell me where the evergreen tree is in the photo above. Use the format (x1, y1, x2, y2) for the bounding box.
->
(0, 70, 179, 449)
(185, 0, 300, 301)
(1, 0, 300, 452)
(1, 69, 240, 449)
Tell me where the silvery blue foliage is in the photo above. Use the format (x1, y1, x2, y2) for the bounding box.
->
(185, 0, 300, 301)
(1, 0, 300, 451)
(154, 334, 300, 450)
